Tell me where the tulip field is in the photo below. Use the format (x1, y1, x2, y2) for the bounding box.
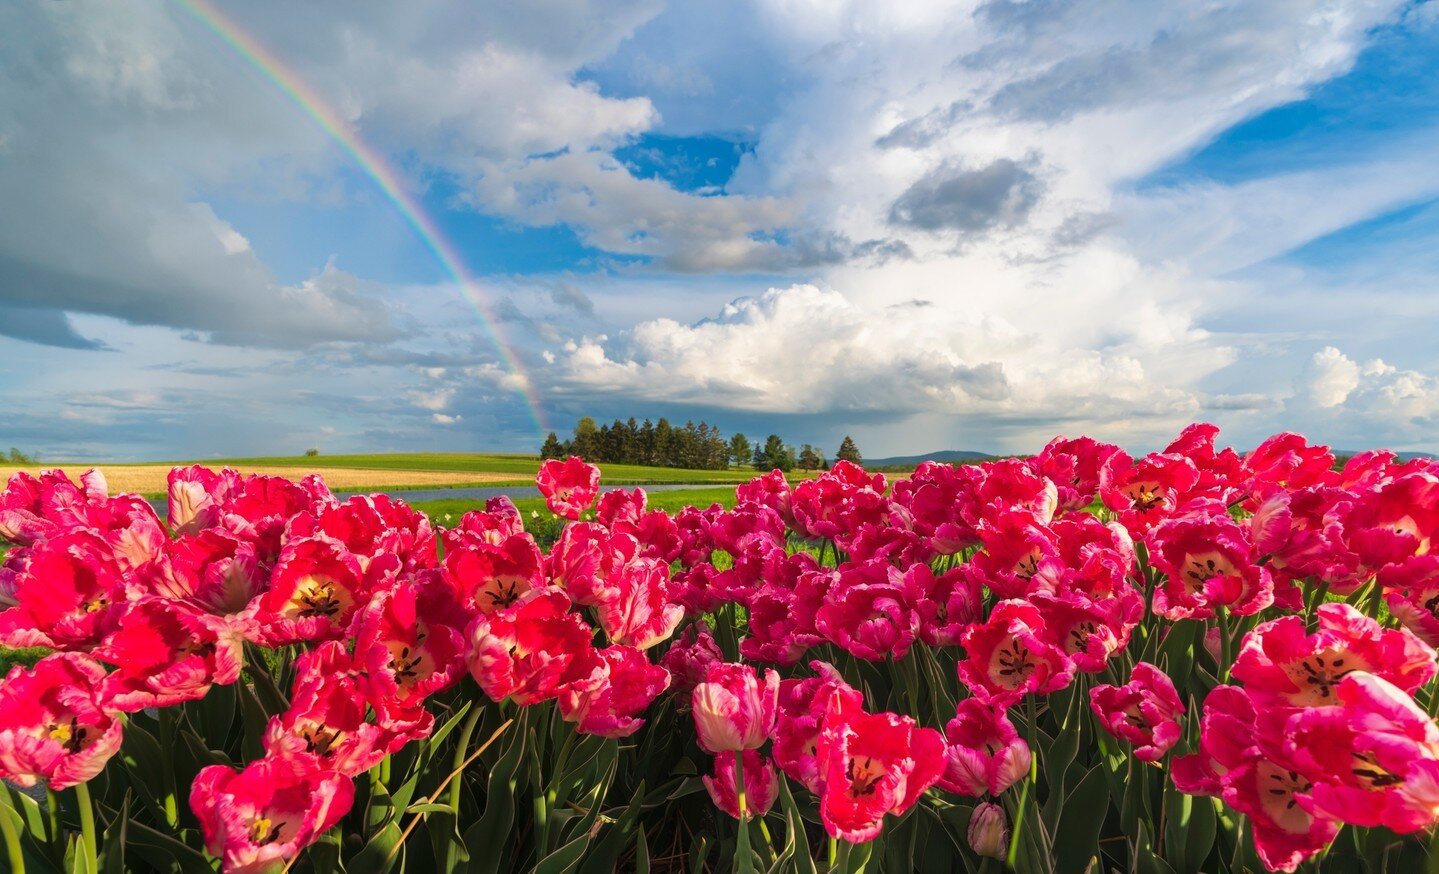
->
(5, 426, 1439, 873)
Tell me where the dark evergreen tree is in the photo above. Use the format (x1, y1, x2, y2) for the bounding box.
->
(540, 433, 564, 460)
(729, 433, 752, 468)
(836, 435, 862, 465)
(797, 444, 825, 470)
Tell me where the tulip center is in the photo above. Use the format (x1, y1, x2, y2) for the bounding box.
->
(299, 722, 346, 757)
(248, 815, 284, 845)
(45, 717, 88, 753)
(387, 640, 434, 689)
(1283, 648, 1365, 706)
(1258, 762, 1314, 835)
(845, 755, 886, 796)
(1181, 552, 1235, 592)
(287, 575, 350, 620)
(992, 639, 1037, 689)
(480, 577, 529, 611)
(1122, 705, 1150, 730)
(81, 596, 109, 614)
(1013, 549, 1041, 580)
(1123, 482, 1164, 512)
(1351, 750, 1405, 790)
(1065, 621, 1100, 655)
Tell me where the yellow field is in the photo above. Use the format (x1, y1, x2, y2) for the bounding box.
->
(0, 464, 521, 496)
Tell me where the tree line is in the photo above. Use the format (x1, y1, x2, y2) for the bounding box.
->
(539, 418, 862, 472)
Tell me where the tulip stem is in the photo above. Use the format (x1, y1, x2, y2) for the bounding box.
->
(0, 785, 25, 874)
(158, 707, 179, 827)
(1007, 695, 1039, 868)
(734, 752, 754, 874)
(441, 705, 485, 872)
(1216, 608, 1233, 680)
(73, 781, 97, 874)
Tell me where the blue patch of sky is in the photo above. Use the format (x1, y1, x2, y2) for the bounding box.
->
(1279, 195, 1439, 274)
(613, 133, 755, 194)
(1139, 8, 1439, 189)
(201, 162, 622, 286)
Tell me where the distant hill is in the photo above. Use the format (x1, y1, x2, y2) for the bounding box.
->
(864, 449, 996, 468)
(1334, 450, 1434, 462)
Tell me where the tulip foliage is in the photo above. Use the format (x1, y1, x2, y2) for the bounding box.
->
(3, 429, 1439, 872)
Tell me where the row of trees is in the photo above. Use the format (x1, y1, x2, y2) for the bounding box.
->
(7, 448, 37, 464)
(539, 418, 862, 472)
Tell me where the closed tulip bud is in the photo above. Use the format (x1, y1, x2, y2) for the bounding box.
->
(691, 662, 779, 753)
(967, 802, 1008, 860)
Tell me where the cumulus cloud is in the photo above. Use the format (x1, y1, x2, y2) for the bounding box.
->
(1283, 346, 1439, 447)
(544, 283, 1209, 434)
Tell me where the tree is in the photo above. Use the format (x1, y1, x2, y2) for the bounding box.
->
(571, 417, 600, 460)
(304, 448, 320, 458)
(540, 432, 564, 460)
(797, 444, 825, 470)
(729, 433, 752, 468)
(755, 434, 793, 472)
(836, 435, 862, 465)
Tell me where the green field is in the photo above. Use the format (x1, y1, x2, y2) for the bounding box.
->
(181, 453, 776, 485)
(410, 485, 740, 523)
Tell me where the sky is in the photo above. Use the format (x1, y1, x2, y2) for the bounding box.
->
(3, 0, 1439, 461)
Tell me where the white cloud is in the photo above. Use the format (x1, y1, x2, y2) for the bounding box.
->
(1300, 346, 1363, 409)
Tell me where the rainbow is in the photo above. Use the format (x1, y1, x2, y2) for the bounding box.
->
(171, 0, 549, 435)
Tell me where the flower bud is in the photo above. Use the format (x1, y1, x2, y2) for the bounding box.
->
(967, 802, 1008, 860)
(691, 663, 779, 752)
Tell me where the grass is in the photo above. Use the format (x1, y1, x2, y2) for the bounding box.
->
(179, 453, 775, 484)
(412, 486, 742, 534)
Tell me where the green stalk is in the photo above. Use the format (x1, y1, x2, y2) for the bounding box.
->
(735, 752, 754, 874)
(73, 781, 97, 874)
(441, 705, 484, 872)
(1007, 695, 1039, 868)
(0, 785, 25, 874)
(158, 707, 179, 827)
(1216, 608, 1233, 681)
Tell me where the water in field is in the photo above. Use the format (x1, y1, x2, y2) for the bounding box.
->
(142, 482, 708, 515)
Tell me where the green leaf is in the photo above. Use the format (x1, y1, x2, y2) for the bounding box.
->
(117, 719, 170, 823)
(195, 683, 237, 751)
(1181, 795, 1217, 874)
(243, 652, 289, 716)
(532, 827, 597, 874)
(577, 780, 646, 874)
(463, 727, 528, 874)
(345, 820, 403, 874)
(634, 827, 650, 874)
(235, 682, 269, 764)
(119, 818, 216, 874)
(99, 798, 128, 874)
(1052, 764, 1109, 874)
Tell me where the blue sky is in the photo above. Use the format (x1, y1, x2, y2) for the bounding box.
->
(3, 0, 1439, 461)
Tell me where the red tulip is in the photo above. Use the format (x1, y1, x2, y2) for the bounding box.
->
(0, 653, 123, 790)
(703, 749, 778, 821)
(691, 662, 779, 753)
(191, 755, 354, 874)
(536, 457, 601, 520)
(468, 588, 595, 706)
(815, 692, 945, 842)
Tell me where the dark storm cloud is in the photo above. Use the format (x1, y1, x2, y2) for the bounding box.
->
(888, 159, 1043, 234)
(0, 304, 107, 350)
